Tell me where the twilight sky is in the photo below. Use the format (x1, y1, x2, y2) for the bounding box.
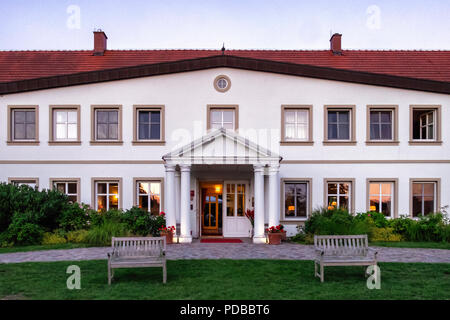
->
(0, 0, 449, 51)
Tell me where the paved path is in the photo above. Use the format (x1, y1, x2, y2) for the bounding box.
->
(0, 242, 449, 264)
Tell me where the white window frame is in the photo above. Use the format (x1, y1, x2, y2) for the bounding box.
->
(283, 181, 310, 220)
(327, 110, 351, 141)
(370, 110, 394, 141)
(412, 182, 437, 217)
(95, 109, 119, 141)
(210, 109, 235, 130)
(95, 181, 119, 211)
(54, 109, 78, 141)
(418, 110, 436, 140)
(284, 109, 309, 141)
(12, 109, 36, 141)
(326, 182, 352, 212)
(369, 182, 394, 218)
(136, 180, 162, 214)
(53, 181, 78, 202)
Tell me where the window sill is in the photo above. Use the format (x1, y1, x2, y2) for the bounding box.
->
(132, 140, 166, 146)
(323, 141, 357, 146)
(408, 140, 442, 145)
(89, 140, 124, 145)
(48, 141, 82, 146)
(365, 140, 400, 145)
(7, 141, 40, 146)
(280, 141, 314, 146)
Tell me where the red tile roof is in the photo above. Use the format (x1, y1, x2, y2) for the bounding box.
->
(0, 49, 449, 83)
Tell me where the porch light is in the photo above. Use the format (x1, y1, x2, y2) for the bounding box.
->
(215, 185, 222, 193)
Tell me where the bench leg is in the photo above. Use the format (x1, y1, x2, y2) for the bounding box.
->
(163, 263, 167, 284)
(320, 263, 324, 283)
(314, 261, 317, 278)
(108, 264, 111, 285)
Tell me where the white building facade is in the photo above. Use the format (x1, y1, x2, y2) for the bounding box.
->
(1, 33, 449, 243)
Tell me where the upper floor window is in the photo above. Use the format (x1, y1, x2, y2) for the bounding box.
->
(207, 105, 238, 131)
(324, 106, 355, 144)
(410, 105, 441, 145)
(366, 106, 398, 144)
(90, 105, 123, 144)
(132, 105, 165, 145)
(49, 106, 80, 144)
(8, 106, 39, 144)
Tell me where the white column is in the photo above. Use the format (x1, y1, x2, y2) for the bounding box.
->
(164, 164, 177, 236)
(175, 171, 181, 224)
(179, 164, 192, 243)
(253, 164, 266, 244)
(268, 164, 280, 227)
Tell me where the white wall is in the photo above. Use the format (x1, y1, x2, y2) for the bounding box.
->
(1, 67, 449, 235)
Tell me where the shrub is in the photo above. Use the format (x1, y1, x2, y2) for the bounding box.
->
(88, 208, 123, 227)
(370, 227, 403, 242)
(58, 202, 90, 231)
(0, 182, 71, 234)
(355, 211, 389, 228)
(66, 230, 89, 243)
(85, 220, 129, 246)
(121, 207, 154, 236)
(4, 211, 44, 245)
(407, 213, 448, 242)
(304, 207, 373, 236)
(42, 232, 67, 245)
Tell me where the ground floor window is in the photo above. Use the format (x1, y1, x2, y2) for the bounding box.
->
(94, 180, 120, 211)
(368, 181, 394, 217)
(136, 180, 161, 215)
(325, 180, 353, 212)
(9, 178, 38, 189)
(412, 180, 438, 217)
(284, 181, 309, 219)
(51, 179, 79, 203)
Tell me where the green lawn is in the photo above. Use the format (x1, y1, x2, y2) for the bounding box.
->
(370, 241, 450, 250)
(0, 259, 449, 300)
(0, 243, 94, 254)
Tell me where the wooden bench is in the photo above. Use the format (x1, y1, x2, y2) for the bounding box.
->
(314, 235, 378, 282)
(107, 237, 167, 285)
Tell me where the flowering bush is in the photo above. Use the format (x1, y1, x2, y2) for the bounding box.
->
(266, 225, 283, 233)
(159, 225, 175, 234)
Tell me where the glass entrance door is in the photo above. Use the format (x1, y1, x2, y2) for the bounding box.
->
(223, 181, 251, 237)
(201, 185, 223, 235)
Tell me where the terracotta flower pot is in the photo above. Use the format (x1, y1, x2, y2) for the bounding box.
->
(281, 230, 287, 241)
(268, 232, 282, 245)
(161, 232, 173, 244)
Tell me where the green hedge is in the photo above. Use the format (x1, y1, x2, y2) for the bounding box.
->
(294, 207, 450, 244)
(0, 183, 168, 246)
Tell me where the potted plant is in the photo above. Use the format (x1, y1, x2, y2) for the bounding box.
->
(159, 225, 175, 244)
(266, 225, 283, 245)
(245, 209, 254, 237)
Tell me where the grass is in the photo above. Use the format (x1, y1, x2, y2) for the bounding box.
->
(370, 241, 450, 250)
(0, 243, 95, 254)
(0, 259, 449, 300)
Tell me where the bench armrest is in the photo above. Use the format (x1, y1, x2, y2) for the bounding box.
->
(368, 247, 378, 258)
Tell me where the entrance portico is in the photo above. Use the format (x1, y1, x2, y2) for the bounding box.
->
(162, 128, 281, 244)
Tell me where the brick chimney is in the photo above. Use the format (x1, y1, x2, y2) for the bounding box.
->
(93, 30, 107, 56)
(330, 33, 342, 55)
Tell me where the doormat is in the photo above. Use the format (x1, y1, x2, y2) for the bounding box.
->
(200, 238, 243, 243)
